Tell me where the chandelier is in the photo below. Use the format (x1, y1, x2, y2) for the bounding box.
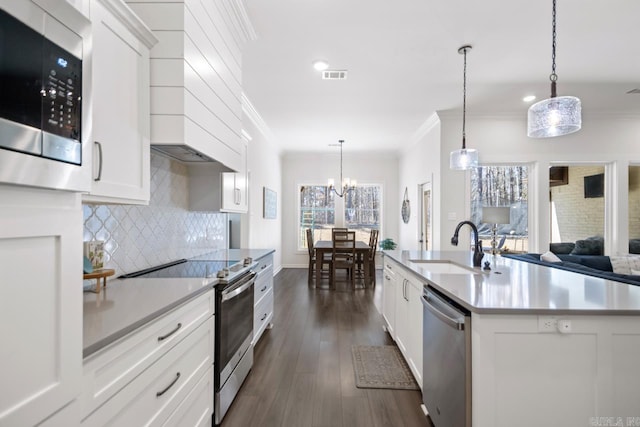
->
(527, 0, 581, 138)
(450, 45, 478, 170)
(328, 139, 356, 198)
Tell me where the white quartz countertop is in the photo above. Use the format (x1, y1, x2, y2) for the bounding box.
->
(383, 250, 640, 315)
(83, 248, 274, 358)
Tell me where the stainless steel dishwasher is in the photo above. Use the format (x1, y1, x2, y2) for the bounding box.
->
(421, 286, 471, 427)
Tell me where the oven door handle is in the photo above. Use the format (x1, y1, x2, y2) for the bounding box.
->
(221, 274, 256, 302)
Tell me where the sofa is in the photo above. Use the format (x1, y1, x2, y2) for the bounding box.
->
(550, 236, 640, 255)
(501, 253, 640, 287)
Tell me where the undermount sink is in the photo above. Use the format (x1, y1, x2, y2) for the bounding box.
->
(407, 260, 481, 275)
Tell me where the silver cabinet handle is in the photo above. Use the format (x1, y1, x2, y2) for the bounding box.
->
(261, 264, 267, 270)
(156, 372, 180, 397)
(234, 188, 241, 205)
(385, 275, 391, 280)
(94, 141, 103, 182)
(261, 313, 267, 321)
(260, 285, 267, 292)
(157, 323, 182, 341)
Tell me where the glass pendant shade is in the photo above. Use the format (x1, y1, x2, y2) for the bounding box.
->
(450, 148, 478, 170)
(527, 95, 581, 138)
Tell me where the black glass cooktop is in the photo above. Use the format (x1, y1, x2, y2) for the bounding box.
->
(119, 259, 240, 279)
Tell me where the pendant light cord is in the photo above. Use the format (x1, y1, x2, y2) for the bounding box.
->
(462, 47, 467, 149)
(550, 0, 558, 97)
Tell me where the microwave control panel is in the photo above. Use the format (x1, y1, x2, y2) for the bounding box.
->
(41, 39, 82, 143)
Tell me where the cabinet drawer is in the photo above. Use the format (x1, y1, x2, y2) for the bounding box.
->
(255, 253, 273, 274)
(253, 287, 273, 344)
(254, 265, 273, 304)
(82, 317, 214, 426)
(162, 366, 213, 427)
(82, 290, 214, 418)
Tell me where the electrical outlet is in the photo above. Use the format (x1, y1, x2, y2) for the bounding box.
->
(557, 319, 572, 333)
(538, 316, 558, 332)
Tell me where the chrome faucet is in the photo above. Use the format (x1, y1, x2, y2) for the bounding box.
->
(451, 220, 484, 267)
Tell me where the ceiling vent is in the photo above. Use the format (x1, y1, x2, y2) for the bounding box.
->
(322, 70, 348, 80)
(626, 88, 640, 94)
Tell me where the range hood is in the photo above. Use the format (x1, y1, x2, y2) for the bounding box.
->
(151, 144, 216, 163)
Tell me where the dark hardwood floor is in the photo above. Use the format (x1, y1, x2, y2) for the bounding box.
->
(221, 268, 431, 427)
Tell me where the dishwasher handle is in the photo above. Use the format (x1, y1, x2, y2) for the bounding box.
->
(421, 291, 466, 331)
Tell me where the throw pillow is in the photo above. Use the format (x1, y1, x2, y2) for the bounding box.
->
(571, 239, 604, 255)
(627, 255, 640, 272)
(550, 242, 575, 254)
(540, 251, 562, 263)
(609, 256, 640, 275)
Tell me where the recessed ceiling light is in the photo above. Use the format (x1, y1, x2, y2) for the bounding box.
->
(313, 60, 329, 71)
(523, 95, 536, 103)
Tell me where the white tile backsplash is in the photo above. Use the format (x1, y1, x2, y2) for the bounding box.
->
(83, 153, 227, 275)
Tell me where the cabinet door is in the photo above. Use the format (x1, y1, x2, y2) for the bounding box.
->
(220, 172, 248, 213)
(394, 276, 410, 357)
(0, 186, 82, 426)
(382, 265, 396, 338)
(406, 278, 424, 388)
(85, 0, 151, 204)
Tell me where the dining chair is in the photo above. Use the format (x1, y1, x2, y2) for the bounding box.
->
(356, 229, 379, 286)
(306, 228, 331, 284)
(331, 230, 357, 288)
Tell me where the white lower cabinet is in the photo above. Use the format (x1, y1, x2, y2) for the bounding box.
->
(382, 261, 397, 338)
(0, 186, 82, 427)
(383, 257, 423, 389)
(81, 290, 215, 427)
(253, 253, 274, 344)
(162, 366, 213, 427)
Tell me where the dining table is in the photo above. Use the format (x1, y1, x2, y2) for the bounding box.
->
(314, 240, 371, 286)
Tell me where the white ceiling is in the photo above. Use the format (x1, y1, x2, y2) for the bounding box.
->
(242, 0, 640, 154)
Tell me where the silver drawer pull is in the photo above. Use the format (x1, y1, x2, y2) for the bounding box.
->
(157, 323, 182, 341)
(156, 372, 180, 397)
(261, 264, 267, 270)
(260, 285, 267, 292)
(261, 313, 267, 321)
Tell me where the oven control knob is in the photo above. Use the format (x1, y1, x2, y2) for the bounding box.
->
(216, 270, 226, 278)
(244, 257, 252, 266)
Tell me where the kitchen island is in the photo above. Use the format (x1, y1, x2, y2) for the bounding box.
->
(383, 250, 640, 427)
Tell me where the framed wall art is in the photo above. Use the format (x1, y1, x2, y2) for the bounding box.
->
(263, 187, 277, 219)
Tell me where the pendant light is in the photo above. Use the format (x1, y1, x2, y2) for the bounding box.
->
(450, 45, 478, 170)
(328, 139, 356, 198)
(527, 0, 581, 138)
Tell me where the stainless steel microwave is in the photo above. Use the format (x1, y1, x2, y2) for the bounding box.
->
(0, 7, 88, 191)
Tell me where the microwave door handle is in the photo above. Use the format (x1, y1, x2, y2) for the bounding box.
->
(421, 293, 465, 330)
(94, 141, 103, 181)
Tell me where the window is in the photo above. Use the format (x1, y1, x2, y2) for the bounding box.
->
(345, 184, 381, 243)
(298, 183, 382, 249)
(470, 166, 529, 252)
(299, 185, 335, 249)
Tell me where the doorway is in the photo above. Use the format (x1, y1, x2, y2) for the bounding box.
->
(420, 182, 433, 251)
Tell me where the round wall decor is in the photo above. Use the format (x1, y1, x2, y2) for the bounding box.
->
(402, 187, 410, 224)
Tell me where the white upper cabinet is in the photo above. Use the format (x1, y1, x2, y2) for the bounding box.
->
(127, 0, 255, 173)
(83, 0, 157, 204)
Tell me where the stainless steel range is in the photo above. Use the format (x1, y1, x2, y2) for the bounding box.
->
(120, 256, 257, 425)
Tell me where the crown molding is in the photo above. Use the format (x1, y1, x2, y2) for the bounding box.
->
(97, 0, 158, 48)
(226, 0, 257, 44)
(403, 113, 440, 153)
(241, 92, 278, 149)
